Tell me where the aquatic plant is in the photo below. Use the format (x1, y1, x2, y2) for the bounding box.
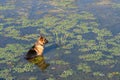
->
(96, 0, 112, 5)
(29, 77, 37, 80)
(48, 0, 77, 9)
(46, 77, 55, 80)
(0, 0, 120, 79)
(107, 72, 120, 78)
(79, 51, 103, 61)
(0, 69, 14, 80)
(13, 62, 35, 73)
(0, 25, 3, 31)
(50, 60, 69, 65)
(60, 69, 73, 78)
(42, 15, 58, 27)
(0, 43, 26, 63)
(112, 3, 120, 8)
(19, 34, 39, 41)
(62, 44, 73, 49)
(51, 29, 69, 47)
(70, 11, 96, 20)
(2, 26, 20, 39)
(64, 50, 71, 54)
(77, 63, 91, 73)
(93, 72, 105, 77)
(0, 5, 15, 10)
(110, 47, 120, 56)
(95, 59, 117, 65)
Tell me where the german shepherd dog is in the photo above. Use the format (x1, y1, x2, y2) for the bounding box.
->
(25, 36, 49, 71)
(25, 36, 48, 59)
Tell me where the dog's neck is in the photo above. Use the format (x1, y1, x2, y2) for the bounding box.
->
(35, 41, 44, 46)
(38, 43, 44, 46)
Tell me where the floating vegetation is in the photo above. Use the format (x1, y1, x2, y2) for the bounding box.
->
(79, 51, 103, 61)
(48, 0, 77, 9)
(110, 47, 120, 56)
(107, 72, 120, 78)
(0, 0, 120, 80)
(95, 0, 112, 5)
(0, 43, 35, 79)
(2, 27, 20, 38)
(29, 77, 37, 80)
(95, 59, 117, 66)
(93, 72, 105, 77)
(46, 77, 55, 80)
(62, 44, 73, 49)
(13, 63, 35, 73)
(53, 30, 68, 46)
(77, 63, 91, 73)
(0, 43, 26, 63)
(64, 50, 71, 54)
(50, 60, 69, 65)
(112, 3, 120, 8)
(0, 69, 14, 80)
(60, 69, 73, 78)
(0, 25, 3, 34)
(0, 5, 15, 10)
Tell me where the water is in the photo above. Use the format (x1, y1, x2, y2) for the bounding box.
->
(0, 0, 120, 80)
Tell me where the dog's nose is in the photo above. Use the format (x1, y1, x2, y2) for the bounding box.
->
(46, 40, 48, 43)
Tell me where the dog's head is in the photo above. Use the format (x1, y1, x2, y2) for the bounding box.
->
(38, 36, 48, 45)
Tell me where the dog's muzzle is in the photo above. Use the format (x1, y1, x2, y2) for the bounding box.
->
(45, 40, 48, 44)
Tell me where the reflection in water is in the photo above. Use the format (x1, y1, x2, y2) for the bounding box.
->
(26, 55, 50, 71)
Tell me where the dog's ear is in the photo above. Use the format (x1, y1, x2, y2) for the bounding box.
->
(39, 33, 44, 37)
(39, 36, 43, 40)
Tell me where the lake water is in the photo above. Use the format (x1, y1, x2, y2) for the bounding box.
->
(0, 0, 120, 80)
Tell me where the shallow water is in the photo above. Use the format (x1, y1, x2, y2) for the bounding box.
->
(0, 0, 120, 80)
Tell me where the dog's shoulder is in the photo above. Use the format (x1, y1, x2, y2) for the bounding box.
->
(32, 45, 35, 48)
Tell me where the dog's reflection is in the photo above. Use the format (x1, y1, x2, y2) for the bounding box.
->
(26, 55, 50, 71)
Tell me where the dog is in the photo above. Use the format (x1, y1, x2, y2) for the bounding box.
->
(25, 36, 49, 71)
(25, 36, 48, 60)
